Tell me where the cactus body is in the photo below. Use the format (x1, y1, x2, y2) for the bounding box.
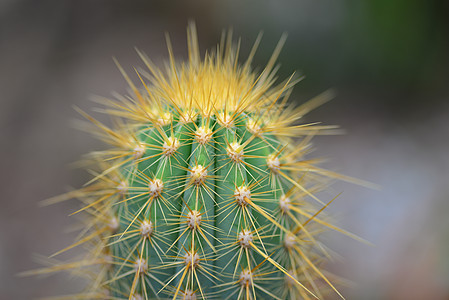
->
(43, 24, 360, 300)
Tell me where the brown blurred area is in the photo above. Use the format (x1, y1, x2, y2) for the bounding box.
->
(1, 1, 448, 299)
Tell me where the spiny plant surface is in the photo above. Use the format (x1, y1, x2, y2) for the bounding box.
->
(34, 24, 368, 300)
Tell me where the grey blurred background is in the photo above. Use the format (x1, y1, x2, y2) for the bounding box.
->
(1, 0, 448, 299)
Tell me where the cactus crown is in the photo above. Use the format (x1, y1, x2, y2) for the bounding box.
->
(37, 23, 365, 300)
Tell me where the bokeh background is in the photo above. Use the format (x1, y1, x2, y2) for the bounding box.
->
(1, 1, 448, 299)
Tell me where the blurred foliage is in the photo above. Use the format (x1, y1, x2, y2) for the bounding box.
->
(343, 0, 449, 91)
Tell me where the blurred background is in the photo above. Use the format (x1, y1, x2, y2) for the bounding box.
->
(1, 0, 448, 299)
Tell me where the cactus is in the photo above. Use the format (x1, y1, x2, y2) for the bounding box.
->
(35, 24, 368, 300)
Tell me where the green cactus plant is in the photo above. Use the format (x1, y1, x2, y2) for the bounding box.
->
(33, 24, 369, 300)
